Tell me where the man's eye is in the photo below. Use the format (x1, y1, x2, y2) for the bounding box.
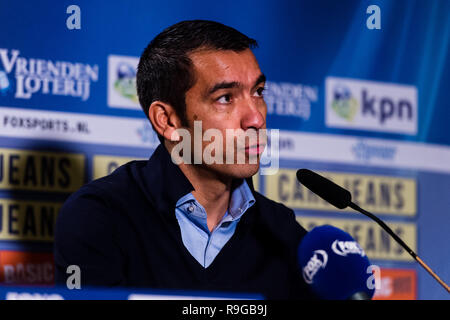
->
(254, 86, 266, 97)
(217, 94, 232, 104)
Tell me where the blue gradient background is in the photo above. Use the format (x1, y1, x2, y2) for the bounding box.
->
(0, 0, 448, 299)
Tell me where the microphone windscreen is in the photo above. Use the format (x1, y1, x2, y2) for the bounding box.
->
(298, 225, 375, 300)
(296, 169, 351, 209)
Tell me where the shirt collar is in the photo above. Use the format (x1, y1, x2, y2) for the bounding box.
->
(139, 144, 256, 220)
(228, 179, 255, 220)
(175, 179, 256, 221)
(175, 193, 196, 208)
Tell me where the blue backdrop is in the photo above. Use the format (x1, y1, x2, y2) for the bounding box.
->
(0, 0, 448, 299)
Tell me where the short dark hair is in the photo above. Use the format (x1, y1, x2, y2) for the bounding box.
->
(136, 20, 258, 143)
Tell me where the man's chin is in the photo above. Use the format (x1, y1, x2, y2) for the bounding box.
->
(221, 163, 260, 180)
(192, 162, 261, 181)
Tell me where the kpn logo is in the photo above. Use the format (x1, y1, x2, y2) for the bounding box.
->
(107, 55, 140, 110)
(325, 77, 417, 135)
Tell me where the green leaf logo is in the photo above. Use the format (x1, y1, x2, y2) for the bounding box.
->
(331, 85, 358, 122)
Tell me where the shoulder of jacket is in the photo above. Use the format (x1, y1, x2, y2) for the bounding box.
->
(253, 191, 296, 219)
(88, 160, 146, 193)
(62, 160, 146, 208)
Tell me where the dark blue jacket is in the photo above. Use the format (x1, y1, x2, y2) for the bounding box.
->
(54, 144, 314, 299)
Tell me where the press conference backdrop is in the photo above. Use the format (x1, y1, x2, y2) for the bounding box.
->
(0, 0, 449, 300)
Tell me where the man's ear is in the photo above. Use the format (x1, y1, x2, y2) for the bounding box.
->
(147, 101, 181, 142)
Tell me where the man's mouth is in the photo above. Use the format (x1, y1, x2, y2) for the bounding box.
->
(244, 144, 266, 155)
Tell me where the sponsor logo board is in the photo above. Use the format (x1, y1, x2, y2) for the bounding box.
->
(267, 169, 416, 216)
(296, 216, 417, 261)
(0, 250, 54, 285)
(107, 55, 140, 110)
(0, 199, 61, 241)
(0, 48, 98, 101)
(373, 268, 417, 300)
(326, 77, 417, 135)
(0, 147, 84, 192)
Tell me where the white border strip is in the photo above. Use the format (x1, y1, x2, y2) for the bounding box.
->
(277, 130, 450, 174)
(0, 107, 449, 174)
(0, 106, 159, 148)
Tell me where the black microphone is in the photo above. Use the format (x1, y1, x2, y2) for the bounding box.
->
(296, 168, 450, 294)
(296, 169, 351, 209)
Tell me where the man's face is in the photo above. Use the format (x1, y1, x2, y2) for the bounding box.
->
(182, 48, 267, 179)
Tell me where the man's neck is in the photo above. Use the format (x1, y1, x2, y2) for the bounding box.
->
(177, 162, 232, 232)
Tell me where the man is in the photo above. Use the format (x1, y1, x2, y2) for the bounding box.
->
(54, 20, 314, 299)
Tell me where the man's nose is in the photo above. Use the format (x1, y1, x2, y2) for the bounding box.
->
(241, 100, 266, 130)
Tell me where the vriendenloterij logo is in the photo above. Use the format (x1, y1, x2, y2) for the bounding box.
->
(0, 48, 98, 101)
(325, 77, 418, 135)
(264, 81, 318, 121)
(107, 55, 140, 110)
(0, 71, 11, 95)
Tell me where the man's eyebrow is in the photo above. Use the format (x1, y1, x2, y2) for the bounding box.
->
(206, 74, 266, 96)
(253, 74, 266, 88)
(207, 81, 242, 96)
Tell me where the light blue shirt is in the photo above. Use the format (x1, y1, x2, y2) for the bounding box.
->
(175, 180, 255, 268)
